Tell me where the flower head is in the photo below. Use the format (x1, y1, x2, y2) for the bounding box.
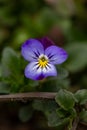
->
(21, 37, 68, 80)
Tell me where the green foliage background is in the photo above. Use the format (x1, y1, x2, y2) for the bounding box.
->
(0, 0, 87, 130)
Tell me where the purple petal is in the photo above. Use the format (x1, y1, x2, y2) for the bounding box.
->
(42, 63, 57, 77)
(45, 46, 68, 64)
(24, 62, 42, 80)
(24, 62, 57, 80)
(21, 39, 44, 61)
(38, 37, 54, 49)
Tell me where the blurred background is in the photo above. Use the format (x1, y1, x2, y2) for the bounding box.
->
(0, 0, 87, 130)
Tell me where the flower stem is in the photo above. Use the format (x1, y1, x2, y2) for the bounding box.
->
(71, 117, 79, 130)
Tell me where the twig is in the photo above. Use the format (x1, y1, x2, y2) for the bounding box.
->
(0, 92, 86, 128)
(0, 92, 57, 102)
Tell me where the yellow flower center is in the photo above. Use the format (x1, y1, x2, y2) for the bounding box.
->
(38, 55, 48, 68)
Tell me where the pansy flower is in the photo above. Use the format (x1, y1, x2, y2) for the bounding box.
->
(21, 37, 68, 80)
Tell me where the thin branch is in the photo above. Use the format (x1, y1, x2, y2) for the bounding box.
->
(0, 92, 86, 128)
(0, 92, 57, 102)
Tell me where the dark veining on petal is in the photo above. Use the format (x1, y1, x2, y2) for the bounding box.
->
(31, 56, 37, 59)
(34, 63, 40, 70)
(36, 65, 40, 70)
(34, 62, 38, 66)
(47, 52, 55, 59)
(46, 64, 51, 69)
(45, 65, 48, 70)
(47, 53, 51, 58)
(50, 59, 56, 62)
(36, 63, 44, 70)
(49, 54, 55, 59)
(37, 50, 40, 55)
(33, 51, 39, 57)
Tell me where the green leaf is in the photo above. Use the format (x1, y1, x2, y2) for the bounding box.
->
(56, 108, 67, 118)
(80, 110, 87, 122)
(55, 89, 75, 110)
(56, 108, 77, 119)
(47, 111, 61, 127)
(56, 66, 69, 79)
(65, 43, 87, 72)
(1, 47, 20, 77)
(19, 105, 33, 122)
(69, 108, 77, 118)
(75, 89, 87, 104)
(33, 100, 64, 127)
(47, 110, 69, 127)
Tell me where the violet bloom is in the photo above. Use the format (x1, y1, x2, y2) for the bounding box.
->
(21, 37, 68, 80)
